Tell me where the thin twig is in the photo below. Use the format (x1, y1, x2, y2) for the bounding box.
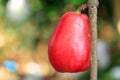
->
(88, 0, 99, 80)
(77, 3, 88, 13)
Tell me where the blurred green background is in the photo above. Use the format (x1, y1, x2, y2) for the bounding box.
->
(0, 0, 120, 80)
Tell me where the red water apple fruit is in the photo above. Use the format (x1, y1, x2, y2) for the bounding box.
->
(48, 12, 91, 73)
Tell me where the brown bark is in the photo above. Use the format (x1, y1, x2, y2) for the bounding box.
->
(88, 0, 99, 80)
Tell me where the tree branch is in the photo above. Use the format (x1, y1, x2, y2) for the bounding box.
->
(88, 0, 99, 80)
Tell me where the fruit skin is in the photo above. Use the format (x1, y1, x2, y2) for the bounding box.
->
(48, 12, 90, 73)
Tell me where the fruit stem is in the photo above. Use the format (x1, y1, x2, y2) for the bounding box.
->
(77, 3, 88, 13)
(75, 10, 81, 14)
